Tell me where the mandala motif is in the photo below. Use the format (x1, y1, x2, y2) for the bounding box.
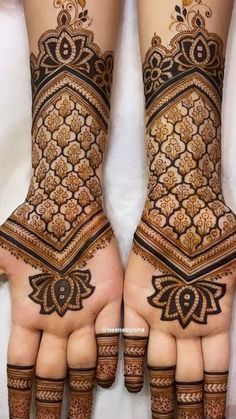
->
(0, 5, 114, 315)
(148, 274, 226, 328)
(29, 269, 95, 316)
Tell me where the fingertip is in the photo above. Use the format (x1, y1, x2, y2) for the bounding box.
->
(96, 333, 120, 388)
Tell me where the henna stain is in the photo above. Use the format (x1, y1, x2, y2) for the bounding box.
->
(0, 1, 114, 316)
(134, 2, 236, 328)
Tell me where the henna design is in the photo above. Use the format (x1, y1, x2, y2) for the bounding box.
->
(96, 333, 120, 388)
(134, 1, 236, 328)
(176, 381, 203, 418)
(148, 366, 175, 419)
(204, 371, 228, 419)
(7, 364, 34, 419)
(29, 269, 94, 316)
(53, 0, 92, 29)
(35, 376, 65, 419)
(0, 3, 114, 316)
(148, 274, 226, 328)
(124, 335, 148, 393)
(68, 368, 95, 419)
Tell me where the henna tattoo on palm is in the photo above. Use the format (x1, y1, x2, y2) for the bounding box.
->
(0, 0, 114, 316)
(134, 1, 236, 328)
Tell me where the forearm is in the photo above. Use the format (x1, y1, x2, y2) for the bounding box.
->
(135, 0, 236, 286)
(0, 0, 121, 282)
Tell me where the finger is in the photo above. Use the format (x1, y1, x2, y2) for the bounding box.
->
(176, 338, 204, 419)
(147, 331, 176, 419)
(95, 299, 121, 388)
(7, 365, 35, 419)
(95, 333, 120, 388)
(7, 325, 41, 419)
(202, 333, 229, 419)
(124, 307, 149, 393)
(35, 332, 67, 418)
(67, 327, 96, 419)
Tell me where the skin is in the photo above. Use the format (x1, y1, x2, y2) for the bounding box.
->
(0, 0, 123, 415)
(124, 0, 236, 408)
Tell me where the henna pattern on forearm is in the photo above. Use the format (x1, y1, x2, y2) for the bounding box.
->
(95, 333, 120, 388)
(7, 365, 34, 419)
(35, 376, 65, 419)
(148, 366, 175, 419)
(133, 1, 236, 328)
(204, 371, 228, 419)
(0, 0, 114, 316)
(124, 335, 148, 393)
(68, 367, 95, 419)
(176, 381, 203, 418)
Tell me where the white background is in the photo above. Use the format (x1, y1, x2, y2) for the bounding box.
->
(1, 0, 236, 417)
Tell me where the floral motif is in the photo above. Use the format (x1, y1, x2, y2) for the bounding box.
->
(53, 0, 92, 29)
(29, 269, 95, 316)
(143, 48, 172, 94)
(94, 55, 113, 96)
(148, 274, 226, 328)
(30, 10, 113, 100)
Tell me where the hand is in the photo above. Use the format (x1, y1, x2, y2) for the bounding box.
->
(124, 238, 235, 418)
(124, 0, 236, 417)
(0, 0, 122, 417)
(0, 211, 123, 418)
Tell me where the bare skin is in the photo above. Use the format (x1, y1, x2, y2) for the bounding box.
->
(124, 0, 236, 418)
(0, 1, 123, 417)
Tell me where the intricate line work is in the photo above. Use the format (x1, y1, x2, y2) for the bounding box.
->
(96, 333, 120, 388)
(204, 371, 228, 419)
(35, 377, 65, 419)
(68, 368, 95, 419)
(148, 274, 226, 328)
(0, 6, 114, 316)
(148, 366, 175, 419)
(176, 381, 203, 418)
(134, 2, 236, 328)
(29, 269, 94, 316)
(53, 0, 92, 30)
(124, 336, 148, 393)
(7, 365, 34, 419)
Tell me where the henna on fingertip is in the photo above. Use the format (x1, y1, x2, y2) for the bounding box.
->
(35, 376, 65, 419)
(176, 381, 203, 419)
(124, 335, 148, 393)
(96, 333, 120, 388)
(68, 367, 95, 419)
(204, 371, 228, 419)
(7, 364, 35, 419)
(148, 366, 176, 419)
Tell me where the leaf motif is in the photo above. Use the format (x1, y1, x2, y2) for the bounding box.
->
(78, 0, 86, 8)
(175, 5, 181, 14)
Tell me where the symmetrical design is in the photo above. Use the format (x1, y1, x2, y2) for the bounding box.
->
(0, 3, 114, 315)
(176, 381, 203, 418)
(148, 274, 226, 328)
(148, 366, 175, 419)
(124, 335, 148, 393)
(96, 333, 120, 388)
(204, 371, 228, 418)
(134, 1, 236, 327)
(68, 368, 95, 419)
(7, 365, 34, 419)
(35, 377, 65, 419)
(29, 269, 94, 316)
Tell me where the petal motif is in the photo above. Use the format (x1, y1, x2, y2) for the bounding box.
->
(148, 274, 226, 328)
(29, 269, 95, 316)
